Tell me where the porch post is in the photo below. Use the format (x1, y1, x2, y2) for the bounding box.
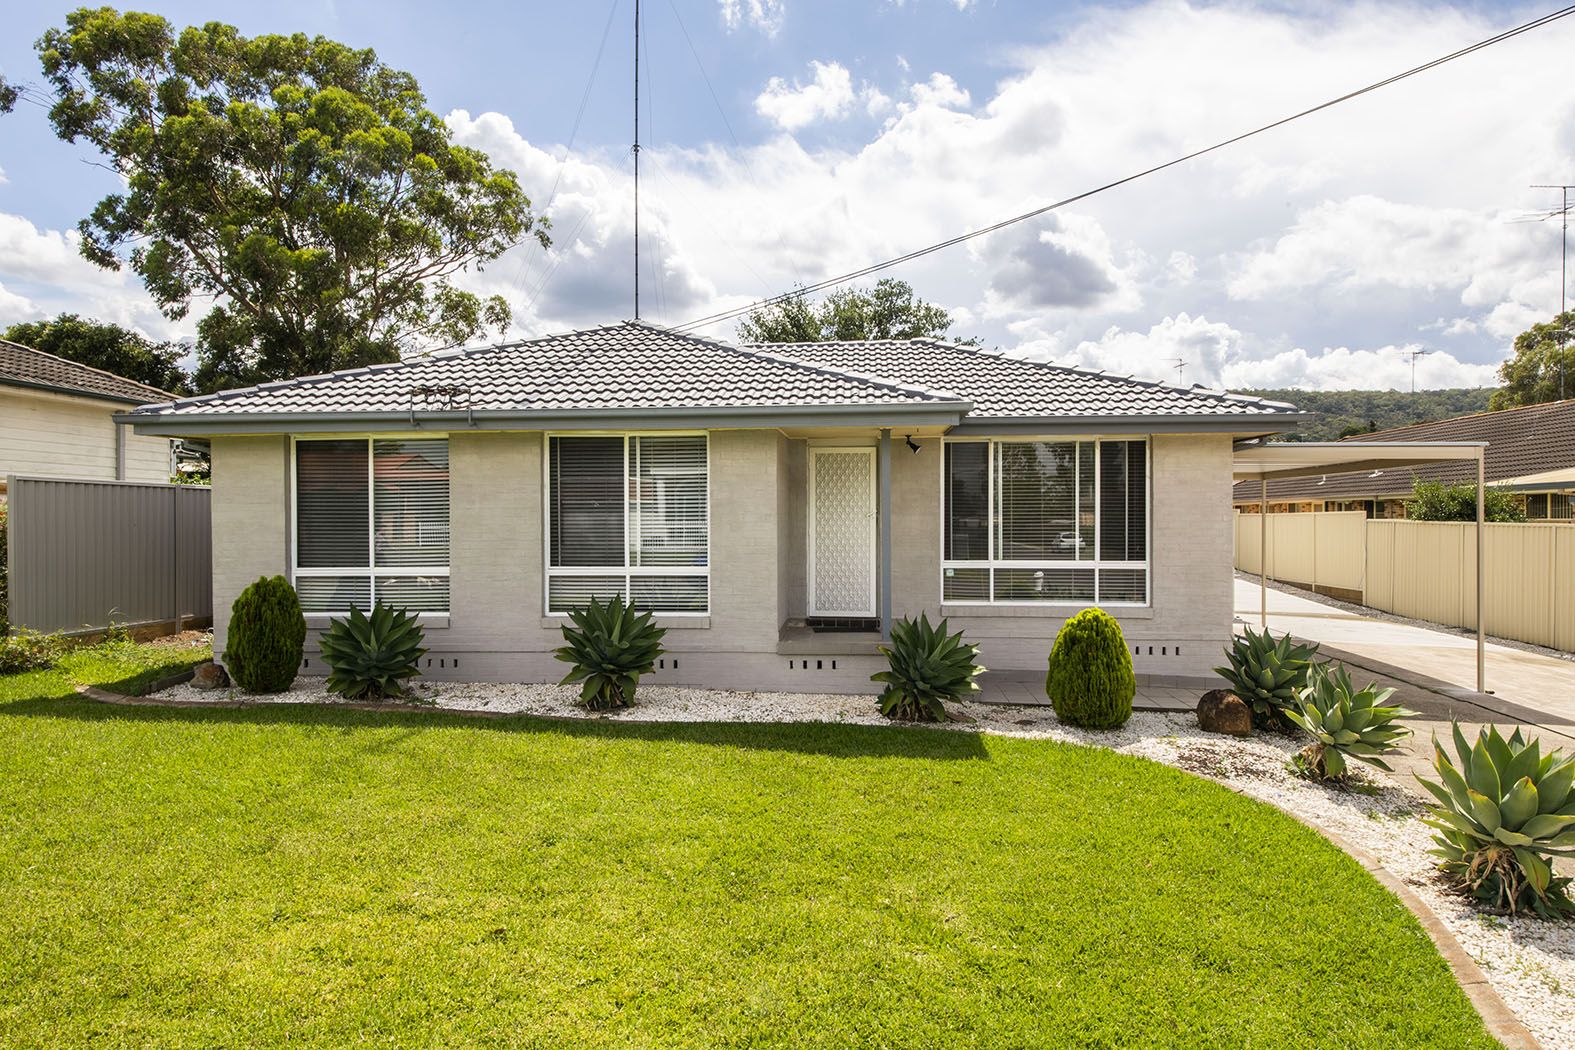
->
(1476, 449, 1486, 693)
(879, 428, 893, 641)
(1260, 478, 1268, 630)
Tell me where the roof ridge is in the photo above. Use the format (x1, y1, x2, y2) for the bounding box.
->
(653, 323, 968, 404)
(0, 337, 179, 400)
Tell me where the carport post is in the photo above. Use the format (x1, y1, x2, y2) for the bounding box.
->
(879, 428, 892, 642)
(1260, 478, 1268, 629)
(1476, 449, 1485, 693)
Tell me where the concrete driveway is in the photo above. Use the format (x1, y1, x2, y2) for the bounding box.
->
(1233, 576, 1575, 778)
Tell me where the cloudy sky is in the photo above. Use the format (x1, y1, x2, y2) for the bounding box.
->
(1, 0, 1573, 390)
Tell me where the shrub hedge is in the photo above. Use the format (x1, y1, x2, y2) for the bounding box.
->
(1045, 607, 1135, 729)
(225, 575, 306, 693)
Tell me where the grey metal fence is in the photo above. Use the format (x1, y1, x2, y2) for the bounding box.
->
(4, 475, 212, 635)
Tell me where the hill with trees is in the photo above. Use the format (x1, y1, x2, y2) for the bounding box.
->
(1232, 388, 1496, 441)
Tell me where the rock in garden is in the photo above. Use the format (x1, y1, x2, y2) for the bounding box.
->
(1197, 689, 1251, 737)
(190, 661, 230, 690)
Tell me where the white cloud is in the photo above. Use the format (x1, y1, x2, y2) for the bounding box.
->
(719, 0, 785, 36)
(1166, 250, 1197, 283)
(1027, 313, 1498, 392)
(909, 72, 970, 110)
(754, 61, 858, 130)
(0, 212, 190, 338)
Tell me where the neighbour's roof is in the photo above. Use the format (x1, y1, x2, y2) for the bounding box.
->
(0, 338, 177, 405)
(1231, 398, 1575, 503)
(120, 320, 1304, 436)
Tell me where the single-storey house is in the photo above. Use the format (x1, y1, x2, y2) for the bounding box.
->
(1232, 398, 1575, 520)
(1, 338, 179, 499)
(122, 322, 1304, 692)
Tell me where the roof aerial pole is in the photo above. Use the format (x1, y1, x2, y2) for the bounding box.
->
(632, 0, 641, 321)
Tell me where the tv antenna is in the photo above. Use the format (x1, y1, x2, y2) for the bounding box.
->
(632, 0, 642, 321)
(1169, 357, 1186, 385)
(1403, 347, 1433, 393)
(1530, 183, 1572, 399)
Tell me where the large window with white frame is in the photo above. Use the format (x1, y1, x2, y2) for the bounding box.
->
(942, 437, 1148, 605)
(546, 433, 709, 614)
(293, 437, 451, 613)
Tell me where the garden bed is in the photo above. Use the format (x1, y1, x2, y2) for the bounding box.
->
(154, 674, 1575, 1047)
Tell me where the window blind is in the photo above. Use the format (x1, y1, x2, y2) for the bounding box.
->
(296, 440, 370, 569)
(943, 438, 1147, 605)
(547, 434, 710, 614)
(294, 438, 449, 613)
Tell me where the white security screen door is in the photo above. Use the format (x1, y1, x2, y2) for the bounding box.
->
(808, 447, 877, 617)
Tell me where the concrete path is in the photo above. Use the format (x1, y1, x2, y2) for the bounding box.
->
(1234, 576, 1575, 779)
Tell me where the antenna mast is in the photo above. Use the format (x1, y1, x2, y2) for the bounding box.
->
(633, 0, 641, 320)
(1532, 184, 1572, 399)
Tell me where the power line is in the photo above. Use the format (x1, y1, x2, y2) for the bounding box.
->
(673, 4, 1575, 334)
(1531, 182, 1572, 399)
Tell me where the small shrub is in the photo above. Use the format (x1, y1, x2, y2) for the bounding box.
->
(225, 575, 306, 694)
(872, 613, 985, 723)
(553, 596, 666, 711)
(0, 628, 63, 675)
(318, 603, 427, 700)
(1283, 662, 1413, 781)
(1214, 627, 1319, 729)
(1418, 724, 1575, 920)
(1045, 607, 1134, 729)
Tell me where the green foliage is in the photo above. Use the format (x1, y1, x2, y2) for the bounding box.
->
(553, 596, 666, 711)
(0, 74, 17, 114)
(1233, 388, 1495, 442)
(225, 576, 305, 694)
(1045, 608, 1135, 729)
(1490, 310, 1575, 409)
(1405, 479, 1527, 523)
(2, 314, 190, 394)
(0, 629, 65, 675)
(33, 8, 546, 392)
(1214, 626, 1319, 729)
(1283, 663, 1414, 780)
(871, 613, 985, 722)
(318, 603, 427, 700)
(1417, 724, 1575, 919)
(737, 278, 972, 345)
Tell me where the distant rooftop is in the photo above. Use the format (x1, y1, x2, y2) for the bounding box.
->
(0, 338, 178, 405)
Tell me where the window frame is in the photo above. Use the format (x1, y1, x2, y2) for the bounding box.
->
(938, 435, 1152, 608)
(541, 430, 712, 617)
(289, 433, 452, 616)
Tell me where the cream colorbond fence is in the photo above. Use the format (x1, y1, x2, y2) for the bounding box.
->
(1235, 513, 1575, 653)
(1233, 511, 1367, 600)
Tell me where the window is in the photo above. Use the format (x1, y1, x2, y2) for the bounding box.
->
(942, 438, 1148, 605)
(294, 437, 450, 613)
(1527, 493, 1573, 520)
(547, 434, 708, 613)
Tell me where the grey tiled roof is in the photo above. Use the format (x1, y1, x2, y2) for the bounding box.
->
(744, 339, 1300, 420)
(127, 322, 963, 418)
(0, 338, 177, 405)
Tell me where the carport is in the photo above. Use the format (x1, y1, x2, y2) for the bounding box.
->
(1231, 440, 1489, 691)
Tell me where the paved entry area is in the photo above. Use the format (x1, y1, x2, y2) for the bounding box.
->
(1234, 576, 1575, 777)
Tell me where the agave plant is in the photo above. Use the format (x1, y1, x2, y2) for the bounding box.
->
(1214, 626, 1320, 728)
(1418, 724, 1575, 919)
(1282, 662, 1414, 780)
(318, 603, 427, 700)
(554, 595, 667, 711)
(872, 613, 985, 723)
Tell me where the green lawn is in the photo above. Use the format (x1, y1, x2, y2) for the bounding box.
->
(0, 659, 1493, 1047)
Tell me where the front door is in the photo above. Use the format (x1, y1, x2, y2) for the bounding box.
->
(808, 447, 877, 617)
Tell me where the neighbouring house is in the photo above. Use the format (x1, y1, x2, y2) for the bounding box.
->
(120, 321, 1304, 691)
(0, 338, 180, 499)
(1232, 398, 1575, 519)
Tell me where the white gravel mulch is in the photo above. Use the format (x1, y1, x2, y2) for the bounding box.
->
(157, 675, 1575, 1046)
